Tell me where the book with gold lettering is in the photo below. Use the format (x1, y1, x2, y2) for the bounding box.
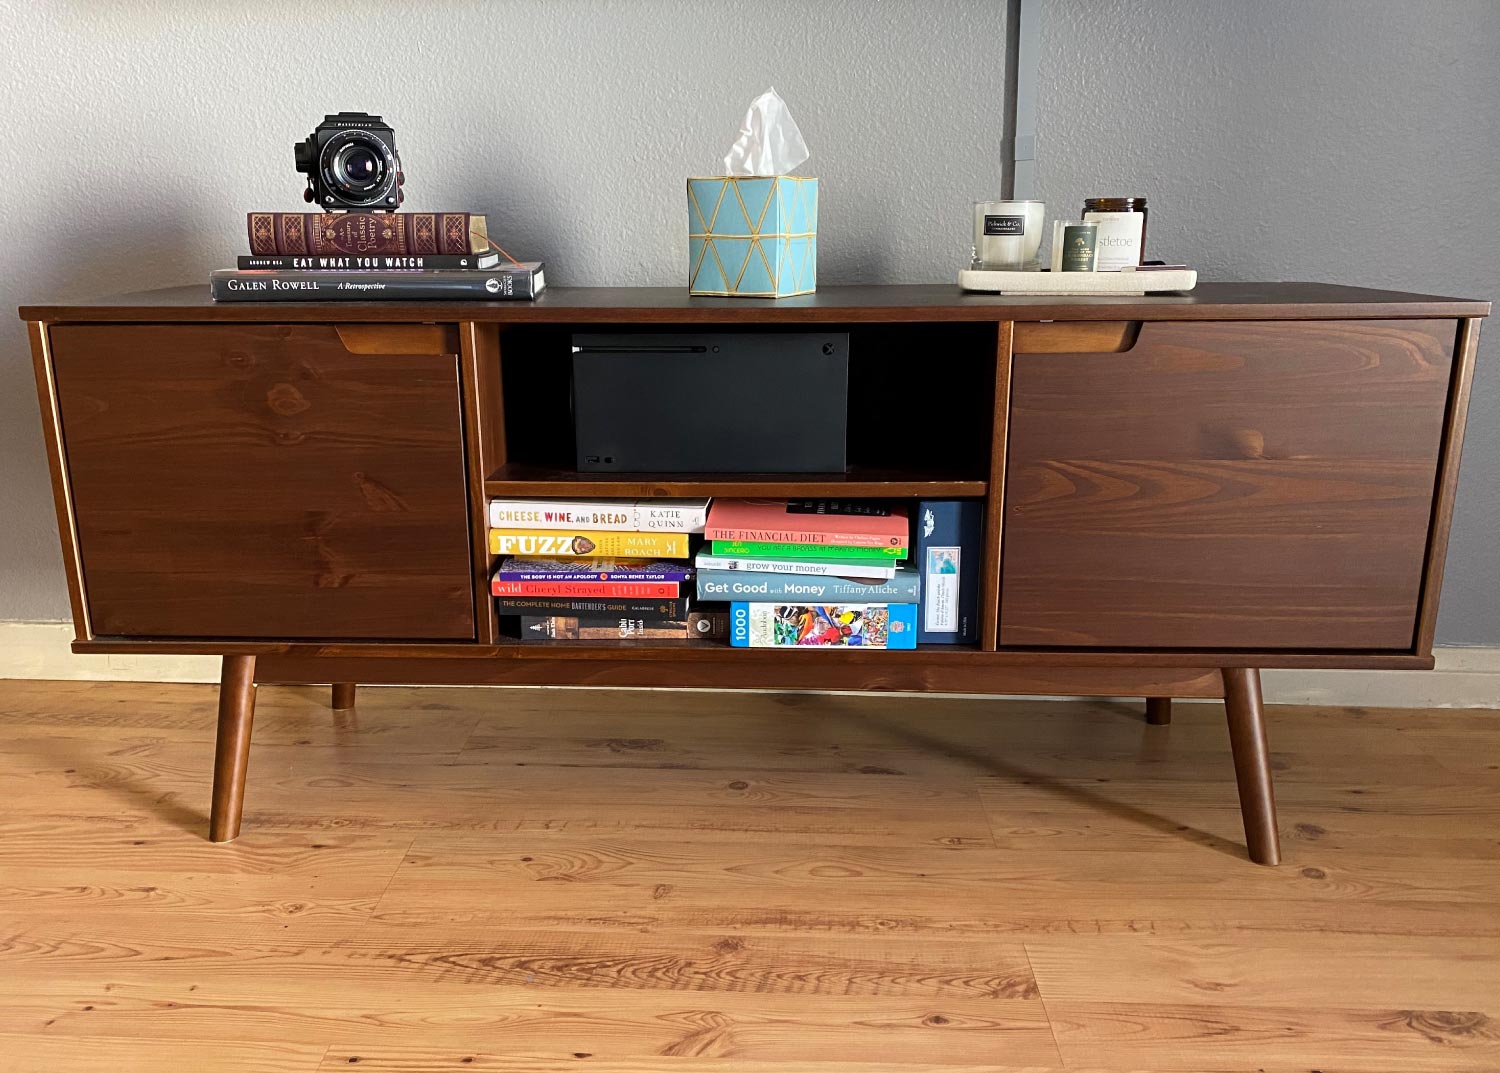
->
(487, 526, 690, 558)
(248, 212, 488, 256)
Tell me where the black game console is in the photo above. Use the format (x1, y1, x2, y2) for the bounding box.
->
(571, 332, 849, 473)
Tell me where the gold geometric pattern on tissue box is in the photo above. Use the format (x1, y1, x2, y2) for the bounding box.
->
(687, 176, 818, 298)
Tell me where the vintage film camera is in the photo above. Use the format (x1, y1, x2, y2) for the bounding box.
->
(293, 112, 404, 212)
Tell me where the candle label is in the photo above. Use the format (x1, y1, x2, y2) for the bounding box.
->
(1059, 224, 1098, 272)
(983, 215, 1026, 236)
(1083, 211, 1143, 271)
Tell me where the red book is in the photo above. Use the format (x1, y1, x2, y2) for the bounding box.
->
(491, 580, 679, 598)
(247, 212, 488, 256)
(705, 499, 909, 548)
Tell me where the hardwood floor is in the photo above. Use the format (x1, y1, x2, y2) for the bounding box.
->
(0, 679, 1497, 1072)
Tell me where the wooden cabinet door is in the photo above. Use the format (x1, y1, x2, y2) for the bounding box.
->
(1000, 320, 1456, 650)
(51, 324, 475, 640)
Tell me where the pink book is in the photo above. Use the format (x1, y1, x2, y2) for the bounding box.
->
(705, 499, 909, 548)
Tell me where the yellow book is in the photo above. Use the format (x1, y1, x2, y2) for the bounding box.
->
(488, 528, 689, 558)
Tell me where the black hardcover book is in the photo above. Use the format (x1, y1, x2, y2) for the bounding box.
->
(209, 263, 545, 301)
(238, 252, 504, 271)
(494, 596, 688, 621)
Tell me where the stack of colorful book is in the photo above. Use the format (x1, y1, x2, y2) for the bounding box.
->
(209, 211, 545, 301)
(698, 499, 920, 649)
(487, 498, 718, 641)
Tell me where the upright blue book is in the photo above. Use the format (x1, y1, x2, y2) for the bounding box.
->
(915, 499, 983, 644)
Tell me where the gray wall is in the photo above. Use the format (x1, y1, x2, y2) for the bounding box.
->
(0, 0, 1007, 621)
(1035, 0, 1500, 644)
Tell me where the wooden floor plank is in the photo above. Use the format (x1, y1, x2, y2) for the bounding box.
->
(1044, 1000, 1500, 1071)
(0, 992, 1060, 1067)
(0, 1031, 326, 1073)
(1025, 934, 1500, 1008)
(0, 679, 1497, 1072)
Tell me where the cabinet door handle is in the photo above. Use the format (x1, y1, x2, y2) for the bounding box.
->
(335, 324, 459, 355)
(1013, 321, 1141, 353)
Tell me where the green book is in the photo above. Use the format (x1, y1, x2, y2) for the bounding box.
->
(711, 540, 908, 561)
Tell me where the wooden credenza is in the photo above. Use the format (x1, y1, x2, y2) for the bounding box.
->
(21, 283, 1488, 864)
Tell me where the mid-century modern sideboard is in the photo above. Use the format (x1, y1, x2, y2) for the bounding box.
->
(20, 283, 1488, 864)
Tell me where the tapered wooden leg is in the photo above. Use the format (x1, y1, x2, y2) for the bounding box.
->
(209, 655, 257, 843)
(1145, 697, 1172, 725)
(331, 682, 357, 710)
(1221, 667, 1280, 865)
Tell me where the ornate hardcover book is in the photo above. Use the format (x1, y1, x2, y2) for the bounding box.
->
(246, 212, 488, 256)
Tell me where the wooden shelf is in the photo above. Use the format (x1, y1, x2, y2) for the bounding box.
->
(484, 463, 987, 499)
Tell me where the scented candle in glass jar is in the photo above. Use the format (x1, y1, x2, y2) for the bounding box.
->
(1081, 197, 1147, 271)
(1050, 220, 1098, 272)
(972, 200, 1045, 270)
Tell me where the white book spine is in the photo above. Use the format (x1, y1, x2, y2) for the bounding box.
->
(636, 499, 710, 533)
(487, 497, 710, 532)
(488, 499, 640, 531)
(693, 554, 895, 580)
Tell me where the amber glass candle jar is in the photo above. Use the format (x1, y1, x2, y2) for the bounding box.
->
(1082, 197, 1148, 271)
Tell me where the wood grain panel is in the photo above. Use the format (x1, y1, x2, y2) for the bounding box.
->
(980, 321, 1013, 650)
(251, 654, 1225, 697)
(68, 636, 1437, 669)
(1415, 317, 1482, 654)
(1013, 320, 1138, 353)
(27, 322, 92, 639)
(483, 464, 987, 500)
(50, 323, 475, 640)
(1001, 319, 1455, 650)
(459, 322, 500, 644)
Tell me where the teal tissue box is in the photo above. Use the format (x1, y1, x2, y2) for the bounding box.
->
(687, 176, 817, 297)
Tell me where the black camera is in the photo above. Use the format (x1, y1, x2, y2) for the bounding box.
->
(293, 112, 404, 212)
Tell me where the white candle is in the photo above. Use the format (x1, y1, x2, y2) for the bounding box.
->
(973, 201, 1045, 270)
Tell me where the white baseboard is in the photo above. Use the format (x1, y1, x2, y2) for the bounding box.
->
(0, 622, 221, 683)
(1, 621, 1497, 708)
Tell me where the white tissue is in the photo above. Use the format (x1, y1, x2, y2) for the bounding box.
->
(723, 87, 809, 176)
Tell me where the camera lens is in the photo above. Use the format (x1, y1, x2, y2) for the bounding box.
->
(341, 146, 379, 184)
(319, 129, 393, 205)
(331, 141, 385, 191)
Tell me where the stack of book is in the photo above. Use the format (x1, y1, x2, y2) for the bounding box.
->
(487, 497, 718, 641)
(698, 499, 920, 649)
(209, 212, 545, 301)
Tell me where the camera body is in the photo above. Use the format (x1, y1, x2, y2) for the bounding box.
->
(293, 112, 404, 213)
